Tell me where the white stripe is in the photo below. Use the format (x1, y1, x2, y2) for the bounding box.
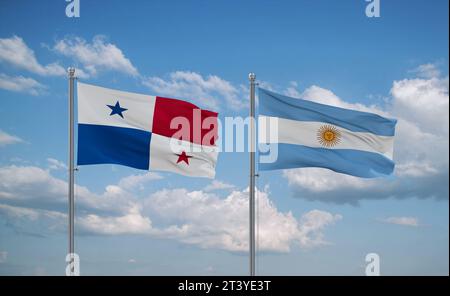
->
(149, 134, 218, 178)
(259, 116, 394, 159)
(77, 82, 156, 132)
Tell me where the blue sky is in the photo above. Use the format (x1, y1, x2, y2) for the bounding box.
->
(0, 0, 448, 275)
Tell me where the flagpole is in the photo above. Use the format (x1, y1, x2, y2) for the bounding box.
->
(249, 72, 256, 276)
(68, 67, 75, 276)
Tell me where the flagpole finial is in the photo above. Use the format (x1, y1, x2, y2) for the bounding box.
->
(68, 67, 75, 78)
(249, 72, 256, 81)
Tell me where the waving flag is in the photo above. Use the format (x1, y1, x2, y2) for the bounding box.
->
(77, 82, 218, 178)
(258, 88, 397, 178)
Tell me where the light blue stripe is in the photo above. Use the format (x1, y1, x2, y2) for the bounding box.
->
(258, 88, 397, 136)
(259, 143, 395, 178)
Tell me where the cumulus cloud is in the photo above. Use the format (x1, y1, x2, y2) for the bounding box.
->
(78, 205, 152, 235)
(379, 216, 420, 227)
(0, 130, 23, 146)
(0, 73, 46, 95)
(279, 64, 449, 204)
(142, 71, 244, 110)
(0, 36, 65, 76)
(0, 164, 341, 253)
(0, 165, 136, 215)
(145, 187, 342, 252)
(391, 75, 449, 135)
(2, 35, 249, 108)
(53, 35, 138, 78)
(0, 165, 67, 207)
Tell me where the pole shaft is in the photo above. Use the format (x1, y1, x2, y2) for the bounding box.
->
(68, 67, 75, 275)
(249, 73, 256, 276)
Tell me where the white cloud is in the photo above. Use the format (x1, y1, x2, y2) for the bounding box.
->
(47, 158, 67, 171)
(283, 168, 375, 193)
(391, 76, 449, 135)
(0, 201, 152, 236)
(0, 165, 67, 204)
(0, 73, 46, 95)
(299, 85, 387, 116)
(0, 130, 23, 146)
(53, 35, 138, 77)
(0, 33, 243, 109)
(144, 188, 341, 252)
(0, 165, 137, 215)
(393, 119, 448, 175)
(0, 251, 7, 263)
(78, 205, 152, 235)
(380, 216, 420, 227)
(0, 164, 341, 253)
(0, 36, 65, 76)
(410, 63, 441, 79)
(117, 172, 163, 191)
(142, 71, 243, 110)
(395, 162, 439, 177)
(297, 210, 343, 247)
(203, 180, 236, 192)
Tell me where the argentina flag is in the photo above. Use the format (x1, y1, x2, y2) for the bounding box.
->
(258, 88, 397, 178)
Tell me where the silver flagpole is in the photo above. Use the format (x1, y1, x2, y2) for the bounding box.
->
(249, 72, 256, 276)
(68, 67, 75, 276)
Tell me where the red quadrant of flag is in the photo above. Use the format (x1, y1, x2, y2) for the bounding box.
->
(152, 97, 218, 146)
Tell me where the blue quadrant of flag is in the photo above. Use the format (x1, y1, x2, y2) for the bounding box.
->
(78, 124, 151, 170)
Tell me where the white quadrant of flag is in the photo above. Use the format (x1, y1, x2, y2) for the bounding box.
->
(150, 134, 218, 178)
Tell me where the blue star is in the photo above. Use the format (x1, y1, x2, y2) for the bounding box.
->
(107, 101, 128, 118)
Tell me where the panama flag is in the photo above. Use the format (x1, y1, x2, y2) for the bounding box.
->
(258, 88, 397, 178)
(77, 82, 219, 178)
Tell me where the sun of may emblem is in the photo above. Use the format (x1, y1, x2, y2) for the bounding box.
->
(317, 124, 341, 148)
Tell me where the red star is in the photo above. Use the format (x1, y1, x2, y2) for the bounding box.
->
(176, 151, 192, 165)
